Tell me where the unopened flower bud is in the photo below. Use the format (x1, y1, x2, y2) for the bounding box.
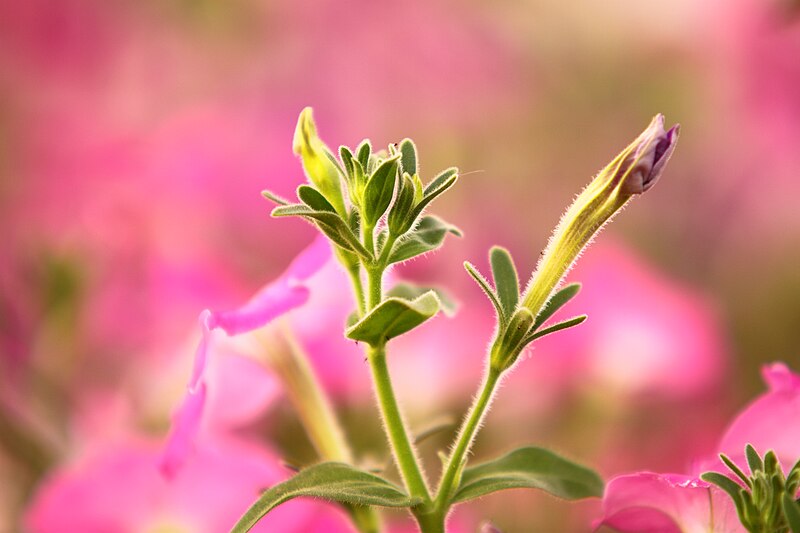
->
(293, 107, 347, 216)
(521, 115, 679, 317)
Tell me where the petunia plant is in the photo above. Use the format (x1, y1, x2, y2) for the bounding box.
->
(199, 108, 680, 532)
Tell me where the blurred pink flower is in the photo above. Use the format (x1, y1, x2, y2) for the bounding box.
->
(161, 237, 330, 477)
(598, 362, 800, 533)
(25, 438, 354, 533)
(512, 240, 727, 400)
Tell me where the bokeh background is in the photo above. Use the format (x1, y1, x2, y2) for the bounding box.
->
(2, 0, 799, 531)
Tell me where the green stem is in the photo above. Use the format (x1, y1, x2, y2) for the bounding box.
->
(347, 264, 367, 317)
(433, 367, 502, 514)
(367, 343, 432, 504)
(367, 267, 383, 309)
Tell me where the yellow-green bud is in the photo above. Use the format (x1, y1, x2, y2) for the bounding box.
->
(293, 107, 347, 216)
(521, 114, 679, 317)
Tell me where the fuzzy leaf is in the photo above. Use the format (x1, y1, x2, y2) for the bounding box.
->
(701, 472, 747, 521)
(356, 140, 372, 170)
(424, 167, 458, 196)
(231, 462, 418, 533)
(363, 157, 399, 226)
(346, 291, 440, 345)
(465, 262, 505, 322)
(523, 315, 587, 344)
(387, 282, 458, 316)
(452, 447, 604, 504)
(297, 185, 336, 212)
(532, 283, 581, 331)
(783, 493, 800, 533)
(490, 247, 519, 317)
(261, 190, 291, 205)
(388, 216, 461, 264)
(272, 205, 371, 260)
(409, 169, 458, 223)
(398, 138, 418, 177)
(745, 444, 763, 475)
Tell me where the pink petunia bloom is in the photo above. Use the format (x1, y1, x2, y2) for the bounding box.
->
(25, 437, 354, 533)
(160, 237, 331, 478)
(598, 362, 800, 533)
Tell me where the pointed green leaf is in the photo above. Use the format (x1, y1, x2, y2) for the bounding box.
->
(387, 281, 458, 316)
(340, 145, 356, 178)
(783, 493, 800, 533)
(523, 315, 587, 344)
(356, 140, 372, 170)
(297, 185, 336, 212)
(424, 167, 458, 196)
(363, 157, 399, 226)
(719, 453, 752, 488)
(532, 283, 581, 331)
(398, 138, 418, 177)
(293, 108, 346, 215)
(346, 291, 440, 345)
(409, 170, 458, 223)
(490, 247, 519, 317)
(262, 190, 291, 205)
(388, 216, 461, 264)
(701, 472, 747, 521)
(272, 204, 372, 260)
(464, 262, 505, 322)
(231, 462, 418, 533)
(745, 444, 763, 475)
(452, 447, 604, 504)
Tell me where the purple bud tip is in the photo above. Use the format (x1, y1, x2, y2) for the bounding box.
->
(620, 115, 680, 195)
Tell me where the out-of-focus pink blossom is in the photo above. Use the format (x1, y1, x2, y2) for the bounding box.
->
(25, 438, 354, 533)
(161, 237, 330, 478)
(514, 240, 726, 400)
(598, 363, 800, 533)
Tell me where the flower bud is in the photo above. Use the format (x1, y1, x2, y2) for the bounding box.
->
(293, 107, 347, 216)
(521, 115, 679, 317)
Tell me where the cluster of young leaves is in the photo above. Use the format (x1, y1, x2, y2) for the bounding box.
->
(702, 444, 800, 533)
(264, 114, 460, 269)
(464, 247, 587, 372)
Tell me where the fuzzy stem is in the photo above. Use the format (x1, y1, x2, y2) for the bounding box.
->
(433, 367, 502, 515)
(367, 343, 432, 504)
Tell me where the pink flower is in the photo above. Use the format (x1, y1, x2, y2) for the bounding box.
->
(25, 438, 354, 533)
(160, 237, 331, 477)
(598, 362, 800, 533)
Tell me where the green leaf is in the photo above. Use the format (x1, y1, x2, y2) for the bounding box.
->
(388, 216, 462, 264)
(346, 291, 440, 345)
(719, 453, 752, 488)
(363, 157, 399, 226)
(523, 315, 587, 344)
(532, 283, 581, 331)
(387, 281, 458, 316)
(231, 462, 419, 533)
(356, 140, 372, 170)
(398, 138, 418, 177)
(452, 447, 604, 504)
(272, 204, 372, 260)
(261, 190, 291, 205)
(464, 262, 505, 323)
(490, 247, 519, 317)
(701, 472, 747, 522)
(297, 185, 336, 212)
(409, 169, 458, 223)
(387, 173, 416, 236)
(783, 493, 800, 533)
(340, 145, 356, 178)
(424, 167, 458, 196)
(745, 444, 763, 475)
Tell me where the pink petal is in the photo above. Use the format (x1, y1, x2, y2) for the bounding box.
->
(160, 383, 207, 479)
(599, 473, 742, 533)
(161, 238, 331, 477)
(717, 362, 800, 467)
